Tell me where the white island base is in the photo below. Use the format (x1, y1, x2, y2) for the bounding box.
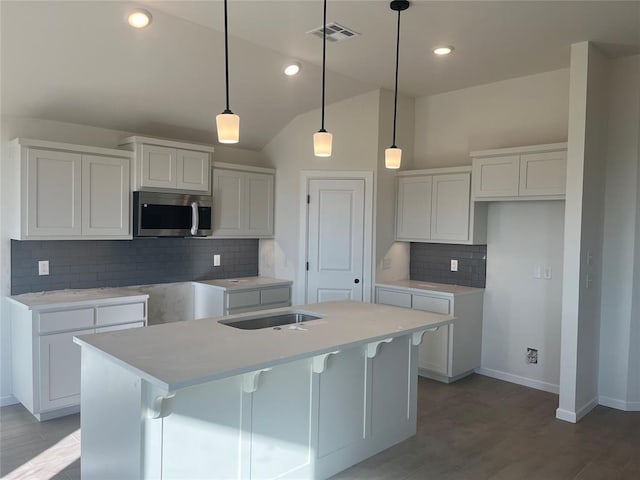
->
(77, 302, 452, 479)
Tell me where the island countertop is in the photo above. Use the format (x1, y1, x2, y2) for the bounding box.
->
(74, 300, 453, 392)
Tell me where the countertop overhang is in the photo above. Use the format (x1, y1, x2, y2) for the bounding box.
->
(74, 300, 454, 392)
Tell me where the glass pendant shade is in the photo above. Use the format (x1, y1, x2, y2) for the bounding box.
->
(216, 112, 240, 144)
(314, 130, 333, 157)
(385, 147, 402, 169)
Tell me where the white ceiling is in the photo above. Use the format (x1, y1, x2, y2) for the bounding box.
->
(2, 1, 639, 150)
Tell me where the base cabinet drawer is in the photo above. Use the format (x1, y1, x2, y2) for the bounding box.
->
(227, 290, 261, 309)
(96, 302, 146, 326)
(412, 295, 450, 315)
(38, 308, 94, 334)
(260, 286, 290, 305)
(376, 289, 412, 308)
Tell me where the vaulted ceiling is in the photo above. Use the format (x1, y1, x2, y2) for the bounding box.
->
(2, 1, 638, 150)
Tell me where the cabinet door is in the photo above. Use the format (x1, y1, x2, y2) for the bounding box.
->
(27, 148, 82, 237)
(82, 155, 130, 236)
(519, 151, 567, 196)
(39, 328, 93, 412)
(472, 155, 519, 198)
(418, 325, 450, 376)
(431, 173, 470, 242)
(396, 176, 432, 241)
(212, 169, 243, 235)
(244, 172, 274, 236)
(176, 149, 210, 192)
(140, 145, 177, 188)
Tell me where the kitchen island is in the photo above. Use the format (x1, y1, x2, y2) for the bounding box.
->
(75, 301, 453, 479)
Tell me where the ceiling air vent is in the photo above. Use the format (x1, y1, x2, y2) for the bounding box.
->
(307, 23, 360, 42)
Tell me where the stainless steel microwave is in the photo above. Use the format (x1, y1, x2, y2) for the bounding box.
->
(133, 192, 213, 237)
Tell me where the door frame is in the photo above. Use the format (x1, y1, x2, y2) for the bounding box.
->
(297, 170, 375, 305)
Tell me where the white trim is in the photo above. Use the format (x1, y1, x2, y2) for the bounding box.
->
(555, 407, 577, 423)
(395, 165, 471, 177)
(598, 396, 640, 411)
(212, 161, 275, 175)
(576, 396, 599, 421)
(1, 394, 18, 407)
(297, 170, 375, 306)
(474, 367, 559, 394)
(119, 136, 215, 153)
(11, 138, 133, 158)
(470, 142, 568, 158)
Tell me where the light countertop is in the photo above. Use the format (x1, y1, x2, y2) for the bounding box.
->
(75, 300, 453, 392)
(376, 280, 484, 296)
(8, 287, 149, 310)
(195, 276, 292, 291)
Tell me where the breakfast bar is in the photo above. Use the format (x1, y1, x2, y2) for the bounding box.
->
(75, 301, 453, 479)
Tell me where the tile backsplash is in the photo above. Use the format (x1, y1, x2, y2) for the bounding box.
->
(11, 238, 258, 295)
(410, 243, 487, 288)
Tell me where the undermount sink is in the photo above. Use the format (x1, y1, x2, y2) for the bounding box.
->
(220, 311, 323, 330)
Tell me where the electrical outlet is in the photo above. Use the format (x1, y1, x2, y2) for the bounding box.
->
(213, 254, 221, 267)
(526, 348, 538, 364)
(450, 259, 458, 272)
(38, 260, 49, 276)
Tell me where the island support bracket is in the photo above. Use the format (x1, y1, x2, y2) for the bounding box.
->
(243, 368, 272, 393)
(312, 350, 340, 374)
(366, 338, 394, 358)
(412, 326, 440, 346)
(149, 392, 176, 419)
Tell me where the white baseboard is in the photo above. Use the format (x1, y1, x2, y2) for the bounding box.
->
(576, 396, 599, 421)
(556, 396, 599, 423)
(1, 394, 17, 407)
(474, 367, 559, 394)
(555, 407, 576, 423)
(599, 395, 640, 411)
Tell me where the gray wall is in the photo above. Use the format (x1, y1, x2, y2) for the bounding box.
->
(11, 238, 258, 295)
(409, 243, 486, 288)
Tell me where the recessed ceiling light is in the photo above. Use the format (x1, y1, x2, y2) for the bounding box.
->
(433, 46, 454, 56)
(128, 9, 152, 29)
(284, 62, 301, 76)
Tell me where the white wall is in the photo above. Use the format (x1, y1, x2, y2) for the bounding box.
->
(260, 90, 381, 304)
(481, 202, 564, 393)
(413, 69, 570, 168)
(598, 55, 640, 410)
(0, 115, 267, 404)
(411, 68, 570, 392)
(557, 42, 609, 423)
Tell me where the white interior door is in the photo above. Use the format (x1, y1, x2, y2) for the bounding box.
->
(306, 178, 365, 303)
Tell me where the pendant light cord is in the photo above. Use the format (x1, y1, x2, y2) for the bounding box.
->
(320, 0, 327, 132)
(223, 0, 231, 114)
(391, 8, 401, 147)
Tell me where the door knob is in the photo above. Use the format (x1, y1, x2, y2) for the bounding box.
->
(354, 279, 360, 284)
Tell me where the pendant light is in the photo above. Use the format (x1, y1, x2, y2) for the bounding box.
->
(313, 0, 332, 157)
(385, 0, 409, 169)
(216, 0, 239, 144)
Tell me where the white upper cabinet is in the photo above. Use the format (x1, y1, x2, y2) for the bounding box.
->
(471, 143, 567, 200)
(396, 175, 432, 240)
(82, 155, 130, 236)
(26, 148, 82, 237)
(431, 173, 471, 242)
(9, 139, 132, 240)
(212, 163, 275, 238)
(396, 167, 486, 245)
(120, 136, 214, 193)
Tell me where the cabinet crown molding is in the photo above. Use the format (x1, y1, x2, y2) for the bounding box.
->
(470, 142, 568, 158)
(119, 136, 215, 153)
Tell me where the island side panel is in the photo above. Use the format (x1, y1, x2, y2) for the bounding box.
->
(80, 348, 144, 480)
(161, 376, 244, 479)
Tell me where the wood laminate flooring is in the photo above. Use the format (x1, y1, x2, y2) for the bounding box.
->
(1, 374, 638, 479)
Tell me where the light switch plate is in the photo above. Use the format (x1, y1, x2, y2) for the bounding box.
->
(450, 259, 458, 272)
(213, 254, 221, 267)
(38, 260, 49, 276)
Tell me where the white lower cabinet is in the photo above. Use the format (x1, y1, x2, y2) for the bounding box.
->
(10, 295, 148, 420)
(193, 280, 292, 319)
(375, 283, 484, 383)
